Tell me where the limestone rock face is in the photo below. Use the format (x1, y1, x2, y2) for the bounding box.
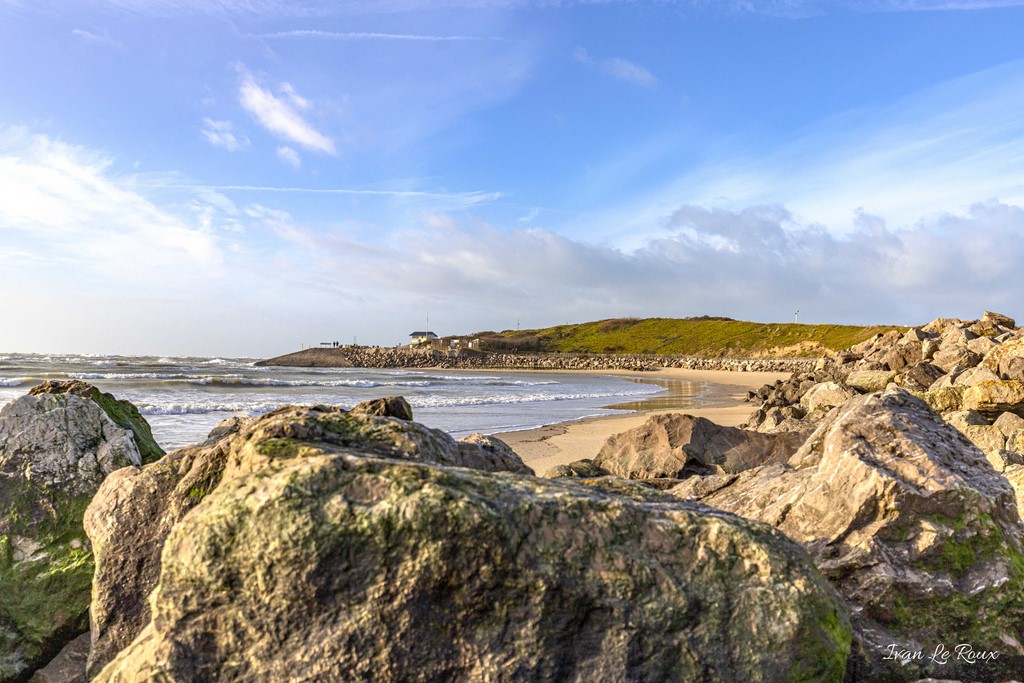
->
(0, 385, 148, 682)
(671, 388, 1024, 681)
(594, 413, 806, 480)
(92, 449, 851, 683)
(84, 403, 535, 675)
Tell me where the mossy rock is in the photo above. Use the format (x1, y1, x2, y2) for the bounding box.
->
(94, 455, 852, 682)
(29, 380, 164, 464)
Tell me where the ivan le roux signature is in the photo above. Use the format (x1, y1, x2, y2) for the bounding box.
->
(884, 643, 1000, 665)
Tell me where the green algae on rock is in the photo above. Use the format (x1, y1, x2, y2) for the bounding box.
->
(673, 386, 1024, 681)
(0, 384, 150, 683)
(84, 400, 534, 676)
(93, 452, 851, 682)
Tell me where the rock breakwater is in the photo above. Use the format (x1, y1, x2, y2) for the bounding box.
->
(256, 346, 814, 373)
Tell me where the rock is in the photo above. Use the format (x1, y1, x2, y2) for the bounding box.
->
(982, 310, 1016, 329)
(92, 450, 851, 682)
(27, 632, 89, 683)
(0, 385, 147, 682)
(593, 413, 806, 480)
(921, 338, 940, 361)
(28, 380, 164, 465)
(951, 365, 1001, 387)
(799, 381, 854, 412)
(201, 415, 251, 445)
(958, 425, 1007, 467)
(671, 387, 1024, 681)
(967, 335, 999, 356)
(456, 433, 534, 475)
(349, 395, 414, 421)
(994, 411, 1024, 437)
(84, 403, 539, 675)
(982, 337, 1024, 381)
(942, 410, 988, 430)
(922, 317, 964, 334)
(899, 362, 946, 392)
(961, 380, 1024, 419)
(541, 459, 611, 479)
(846, 370, 897, 394)
(931, 345, 982, 373)
(917, 385, 965, 414)
(1005, 465, 1024, 522)
(883, 342, 921, 372)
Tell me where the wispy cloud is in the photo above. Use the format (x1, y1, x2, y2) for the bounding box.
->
(200, 118, 250, 152)
(0, 126, 223, 275)
(574, 47, 657, 87)
(237, 68, 336, 154)
(15, 0, 1024, 17)
(71, 28, 124, 50)
(258, 29, 511, 43)
(276, 146, 301, 168)
(155, 182, 503, 207)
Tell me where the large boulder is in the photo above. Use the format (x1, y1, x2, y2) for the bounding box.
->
(845, 370, 896, 394)
(981, 336, 1024, 381)
(91, 445, 851, 682)
(28, 381, 164, 465)
(671, 387, 1024, 681)
(456, 433, 534, 475)
(84, 403, 534, 675)
(961, 379, 1024, 418)
(542, 459, 612, 479)
(799, 381, 854, 412)
(0, 384, 150, 682)
(593, 413, 806, 480)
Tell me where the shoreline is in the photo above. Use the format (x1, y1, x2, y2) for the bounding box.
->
(494, 367, 789, 476)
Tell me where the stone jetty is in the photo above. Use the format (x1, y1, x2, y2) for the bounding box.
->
(256, 345, 814, 373)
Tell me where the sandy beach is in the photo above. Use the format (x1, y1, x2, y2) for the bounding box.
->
(496, 368, 790, 475)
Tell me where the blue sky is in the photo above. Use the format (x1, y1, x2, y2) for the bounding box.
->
(2, 0, 1024, 355)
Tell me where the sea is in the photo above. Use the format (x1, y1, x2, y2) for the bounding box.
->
(0, 353, 702, 452)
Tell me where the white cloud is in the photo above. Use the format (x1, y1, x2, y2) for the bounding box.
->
(237, 68, 336, 154)
(259, 30, 511, 43)
(13, 0, 1024, 16)
(153, 182, 502, 208)
(244, 201, 1022, 332)
(0, 126, 223, 280)
(200, 118, 250, 151)
(574, 47, 657, 87)
(278, 83, 310, 111)
(71, 28, 123, 50)
(276, 145, 301, 168)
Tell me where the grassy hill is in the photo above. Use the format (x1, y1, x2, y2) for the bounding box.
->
(468, 316, 903, 358)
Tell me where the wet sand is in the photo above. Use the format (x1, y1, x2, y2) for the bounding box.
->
(495, 368, 789, 476)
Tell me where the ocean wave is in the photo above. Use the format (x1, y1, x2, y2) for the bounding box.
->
(0, 378, 28, 387)
(187, 376, 435, 388)
(70, 372, 191, 381)
(410, 388, 660, 409)
(137, 401, 287, 416)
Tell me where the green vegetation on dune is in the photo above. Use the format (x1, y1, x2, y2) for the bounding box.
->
(474, 317, 903, 358)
